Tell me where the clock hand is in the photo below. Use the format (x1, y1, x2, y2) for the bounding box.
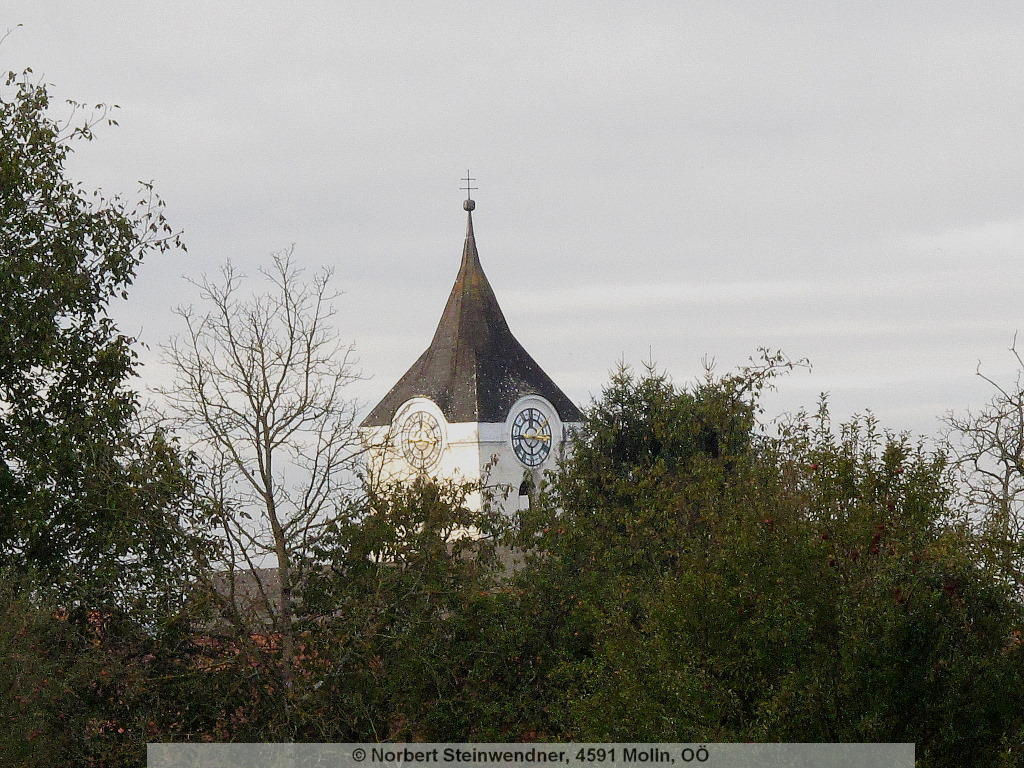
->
(408, 426, 437, 447)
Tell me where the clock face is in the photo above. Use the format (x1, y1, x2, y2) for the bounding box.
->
(511, 406, 552, 467)
(400, 410, 443, 471)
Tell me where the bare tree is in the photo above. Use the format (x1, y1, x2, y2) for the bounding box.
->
(945, 335, 1024, 588)
(161, 248, 363, 685)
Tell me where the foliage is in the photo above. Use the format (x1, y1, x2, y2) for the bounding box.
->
(0, 68, 194, 607)
(297, 477, 515, 740)
(0, 590, 99, 766)
(4, 67, 1024, 766)
(0, 67, 208, 767)
(514, 365, 1024, 766)
(3, 340, 1023, 764)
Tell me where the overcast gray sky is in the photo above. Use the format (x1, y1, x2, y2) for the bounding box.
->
(6, 1, 1024, 437)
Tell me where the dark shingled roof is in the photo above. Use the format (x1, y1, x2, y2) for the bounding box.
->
(361, 210, 583, 427)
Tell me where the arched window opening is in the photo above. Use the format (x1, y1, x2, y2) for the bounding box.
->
(518, 479, 531, 511)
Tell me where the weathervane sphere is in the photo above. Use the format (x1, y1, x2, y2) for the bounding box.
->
(464, 199, 476, 211)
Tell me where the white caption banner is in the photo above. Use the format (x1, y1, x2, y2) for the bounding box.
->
(148, 742, 914, 768)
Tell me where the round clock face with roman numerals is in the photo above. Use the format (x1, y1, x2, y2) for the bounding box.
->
(511, 406, 552, 467)
(400, 410, 443, 471)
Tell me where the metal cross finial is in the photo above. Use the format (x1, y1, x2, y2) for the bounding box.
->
(461, 170, 477, 211)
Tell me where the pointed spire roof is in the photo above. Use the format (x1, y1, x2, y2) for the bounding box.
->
(361, 207, 583, 427)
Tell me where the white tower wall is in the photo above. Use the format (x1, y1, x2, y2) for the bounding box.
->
(362, 393, 577, 518)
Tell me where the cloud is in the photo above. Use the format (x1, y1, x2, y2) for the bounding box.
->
(7, 0, 1024, 439)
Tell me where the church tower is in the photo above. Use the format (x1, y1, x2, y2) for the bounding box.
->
(360, 185, 582, 514)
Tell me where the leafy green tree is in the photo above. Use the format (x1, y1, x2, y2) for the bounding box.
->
(516, 363, 1024, 765)
(0, 68, 193, 606)
(296, 477, 513, 740)
(0, 65, 212, 768)
(508, 358, 793, 738)
(120, 477, 517, 745)
(0, 590, 98, 766)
